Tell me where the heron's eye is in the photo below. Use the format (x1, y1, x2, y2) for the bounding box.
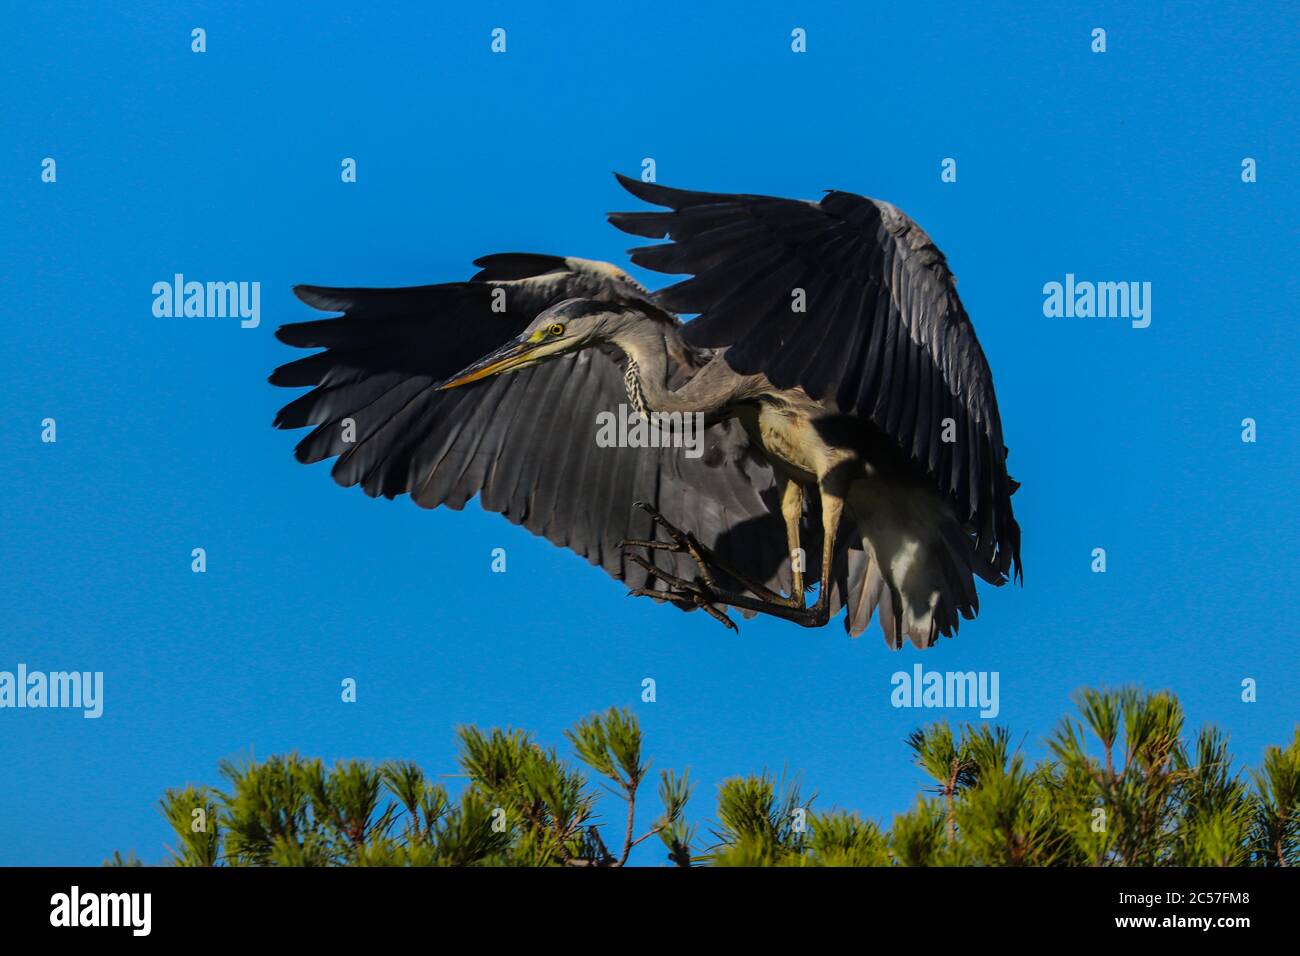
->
(548, 323, 565, 337)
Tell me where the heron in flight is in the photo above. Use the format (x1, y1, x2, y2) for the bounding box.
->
(271, 175, 1022, 648)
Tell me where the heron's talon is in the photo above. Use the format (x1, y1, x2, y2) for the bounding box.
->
(626, 583, 738, 633)
(620, 537, 684, 554)
(623, 526, 739, 632)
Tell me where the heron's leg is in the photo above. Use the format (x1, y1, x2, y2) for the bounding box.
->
(621, 497, 842, 630)
(781, 479, 806, 605)
(795, 487, 844, 627)
(665, 484, 842, 629)
(624, 554, 815, 629)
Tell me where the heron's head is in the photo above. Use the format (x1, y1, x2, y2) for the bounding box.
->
(437, 298, 623, 390)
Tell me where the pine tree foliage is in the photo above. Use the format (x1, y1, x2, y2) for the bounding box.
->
(110, 691, 1299, 867)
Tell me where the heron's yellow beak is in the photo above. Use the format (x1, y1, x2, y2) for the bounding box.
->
(437, 337, 543, 390)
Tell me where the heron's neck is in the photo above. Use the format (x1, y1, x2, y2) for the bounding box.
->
(605, 323, 710, 416)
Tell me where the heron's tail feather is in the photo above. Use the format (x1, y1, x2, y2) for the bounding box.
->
(842, 484, 991, 649)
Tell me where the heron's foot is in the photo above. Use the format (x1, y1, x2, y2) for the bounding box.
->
(625, 551, 829, 631)
(621, 501, 718, 581)
(621, 503, 738, 631)
(783, 600, 831, 629)
(626, 582, 739, 633)
(621, 502, 800, 607)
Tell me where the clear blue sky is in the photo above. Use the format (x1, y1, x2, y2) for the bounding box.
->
(1, 1, 1296, 865)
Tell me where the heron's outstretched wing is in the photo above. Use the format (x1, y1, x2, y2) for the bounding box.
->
(270, 253, 797, 601)
(609, 175, 1021, 582)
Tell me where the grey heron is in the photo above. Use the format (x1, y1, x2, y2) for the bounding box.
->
(271, 174, 1022, 648)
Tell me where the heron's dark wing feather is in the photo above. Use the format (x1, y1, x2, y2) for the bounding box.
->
(270, 256, 798, 601)
(609, 175, 1021, 582)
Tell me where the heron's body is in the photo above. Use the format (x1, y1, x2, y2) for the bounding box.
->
(743, 390, 837, 485)
(270, 175, 1022, 648)
(608, 322, 981, 643)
